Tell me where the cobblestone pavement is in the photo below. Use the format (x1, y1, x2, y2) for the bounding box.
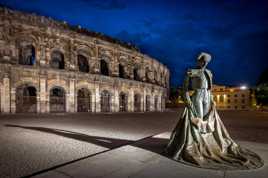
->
(0, 109, 268, 178)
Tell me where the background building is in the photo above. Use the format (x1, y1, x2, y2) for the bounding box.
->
(212, 85, 252, 110)
(0, 7, 170, 113)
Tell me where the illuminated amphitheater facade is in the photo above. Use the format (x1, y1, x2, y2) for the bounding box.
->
(0, 6, 170, 113)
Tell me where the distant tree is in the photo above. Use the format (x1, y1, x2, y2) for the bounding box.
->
(255, 68, 268, 106)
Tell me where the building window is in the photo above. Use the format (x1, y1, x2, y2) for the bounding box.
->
(134, 94, 141, 112)
(234, 94, 238, 97)
(227, 99, 230, 103)
(19, 45, 35, 65)
(100, 60, 109, 76)
(220, 95, 224, 103)
(51, 51, 65, 69)
(77, 88, 91, 112)
(146, 95, 150, 111)
(16, 85, 37, 113)
(78, 55, 89, 73)
(133, 68, 139, 81)
(119, 64, 125, 78)
(50, 87, 66, 113)
(145, 67, 150, 82)
(119, 92, 128, 112)
(101, 90, 111, 112)
(241, 94, 245, 97)
(154, 96, 158, 111)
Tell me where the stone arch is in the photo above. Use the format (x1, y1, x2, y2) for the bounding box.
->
(100, 59, 109, 76)
(77, 54, 89, 73)
(154, 95, 159, 111)
(77, 44, 95, 56)
(16, 84, 37, 113)
(50, 50, 65, 69)
(118, 63, 125, 78)
(77, 88, 91, 112)
(145, 66, 150, 82)
(119, 91, 128, 112)
(18, 44, 36, 65)
(134, 93, 142, 112)
(100, 90, 111, 112)
(49, 86, 66, 113)
(133, 66, 140, 81)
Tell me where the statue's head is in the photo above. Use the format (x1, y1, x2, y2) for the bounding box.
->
(197, 52, 211, 69)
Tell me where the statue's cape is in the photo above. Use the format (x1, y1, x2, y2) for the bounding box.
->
(165, 105, 263, 170)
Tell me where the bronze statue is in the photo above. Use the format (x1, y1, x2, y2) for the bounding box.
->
(165, 52, 263, 170)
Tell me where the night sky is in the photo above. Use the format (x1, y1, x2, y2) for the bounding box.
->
(1, 0, 268, 87)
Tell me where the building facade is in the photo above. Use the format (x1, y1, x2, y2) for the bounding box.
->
(0, 7, 170, 113)
(212, 85, 252, 110)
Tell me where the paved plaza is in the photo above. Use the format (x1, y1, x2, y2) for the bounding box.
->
(0, 109, 268, 178)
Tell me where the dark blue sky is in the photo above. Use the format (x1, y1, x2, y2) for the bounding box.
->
(1, 0, 268, 87)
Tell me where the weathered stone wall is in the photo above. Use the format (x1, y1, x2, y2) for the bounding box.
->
(0, 6, 170, 113)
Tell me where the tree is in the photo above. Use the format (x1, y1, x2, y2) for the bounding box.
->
(255, 68, 268, 106)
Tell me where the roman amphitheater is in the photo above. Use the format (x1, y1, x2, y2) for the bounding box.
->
(0, 6, 170, 113)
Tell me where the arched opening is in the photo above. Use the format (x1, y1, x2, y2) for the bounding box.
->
(133, 68, 139, 81)
(19, 45, 35, 65)
(154, 71, 158, 84)
(146, 95, 150, 112)
(119, 92, 128, 112)
(101, 90, 111, 112)
(16, 85, 37, 113)
(134, 94, 141, 112)
(100, 60, 109, 76)
(119, 64, 125, 78)
(78, 55, 89, 73)
(50, 51, 65, 69)
(145, 67, 150, 82)
(154, 96, 158, 111)
(161, 96, 165, 111)
(50, 87, 66, 113)
(77, 88, 91, 112)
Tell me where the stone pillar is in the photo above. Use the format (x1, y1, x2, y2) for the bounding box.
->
(95, 85, 100, 112)
(128, 89, 134, 112)
(113, 89, 119, 112)
(39, 77, 47, 113)
(143, 90, 146, 112)
(1, 75, 10, 113)
(68, 79, 75, 112)
(10, 87, 16, 113)
(91, 89, 96, 112)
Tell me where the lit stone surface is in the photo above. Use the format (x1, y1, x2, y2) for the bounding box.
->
(0, 6, 169, 114)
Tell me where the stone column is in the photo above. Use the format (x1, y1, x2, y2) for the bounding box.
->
(10, 87, 16, 113)
(91, 89, 96, 112)
(39, 77, 47, 113)
(113, 89, 119, 112)
(128, 89, 134, 112)
(1, 75, 10, 113)
(68, 79, 75, 112)
(143, 90, 147, 112)
(95, 85, 100, 112)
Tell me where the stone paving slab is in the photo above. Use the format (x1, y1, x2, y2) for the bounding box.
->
(34, 132, 268, 178)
